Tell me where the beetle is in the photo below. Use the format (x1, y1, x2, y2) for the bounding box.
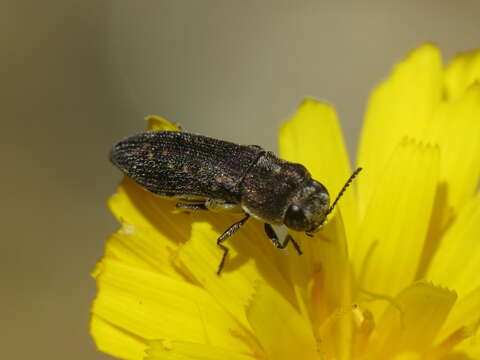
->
(110, 130, 361, 274)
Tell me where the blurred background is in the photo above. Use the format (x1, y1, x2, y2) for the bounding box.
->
(2, 1, 479, 359)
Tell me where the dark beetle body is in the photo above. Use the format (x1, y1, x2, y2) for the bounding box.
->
(111, 131, 330, 232)
(111, 131, 261, 204)
(111, 130, 362, 274)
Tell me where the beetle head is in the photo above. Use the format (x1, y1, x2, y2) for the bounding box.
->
(283, 179, 330, 234)
(283, 167, 363, 235)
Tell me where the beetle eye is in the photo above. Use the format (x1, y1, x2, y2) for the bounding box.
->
(284, 204, 308, 231)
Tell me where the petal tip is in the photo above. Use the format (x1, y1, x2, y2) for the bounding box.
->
(145, 115, 180, 131)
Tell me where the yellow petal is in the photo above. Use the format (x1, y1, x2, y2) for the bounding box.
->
(90, 316, 147, 360)
(427, 194, 480, 297)
(279, 98, 358, 244)
(177, 221, 297, 331)
(353, 139, 440, 311)
(429, 84, 480, 213)
(357, 44, 443, 212)
(287, 214, 352, 359)
(103, 223, 182, 278)
(146, 115, 181, 131)
(314, 213, 353, 360)
(246, 282, 318, 360)
(462, 348, 480, 360)
(109, 177, 191, 239)
(391, 352, 421, 360)
(444, 49, 480, 100)
(437, 287, 480, 349)
(146, 340, 256, 360)
(456, 335, 480, 360)
(293, 213, 350, 324)
(369, 282, 456, 358)
(109, 177, 230, 249)
(439, 353, 477, 360)
(415, 84, 480, 278)
(108, 177, 223, 279)
(91, 258, 253, 355)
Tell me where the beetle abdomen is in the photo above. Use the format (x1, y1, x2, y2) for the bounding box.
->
(111, 131, 263, 202)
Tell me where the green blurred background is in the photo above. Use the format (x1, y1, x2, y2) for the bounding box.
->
(2, 1, 479, 359)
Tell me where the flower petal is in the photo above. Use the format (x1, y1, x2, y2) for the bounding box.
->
(353, 139, 440, 308)
(287, 214, 353, 359)
(444, 49, 480, 100)
(109, 178, 195, 242)
(91, 258, 254, 356)
(177, 221, 297, 331)
(314, 213, 353, 360)
(391, 352, 421, 360)
(294, 214, 350, 321)
(103, 223, 183, 278)
(357, 44, 443, 212)
(417, 84, 480, 277)
(90, 316, 147, 360)
(456, 330, 480, 360)
(437, 286, 480, 350)
(246, 282, 318, 360)
(429, 84, 480, 214)
(279, 98, 358, 243)
(427, 194, 480, 297)
(146, 340, 256, 360)
(108, 178, 227, 279)
(438, 353, 476, 360)
(146, 115, 180, 131)
(369, 282, 456, 358)
(461, 348, 480, 360)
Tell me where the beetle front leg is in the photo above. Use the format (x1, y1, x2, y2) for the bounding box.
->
(263, 223, 303, 255)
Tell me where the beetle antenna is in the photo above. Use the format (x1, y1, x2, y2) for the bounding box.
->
(326, 167, 363, 216)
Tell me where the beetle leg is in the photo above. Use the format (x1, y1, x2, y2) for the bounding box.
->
(216, 214, 250, 275)
(205, 198, 242, 213)
(263, 224, 302, 255)
(263, 223, 282, 248)
(284, 233, 303, 255)
(176, 202, 208, 210)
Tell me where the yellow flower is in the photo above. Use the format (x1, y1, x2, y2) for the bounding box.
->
(91, 44, 480, 360)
